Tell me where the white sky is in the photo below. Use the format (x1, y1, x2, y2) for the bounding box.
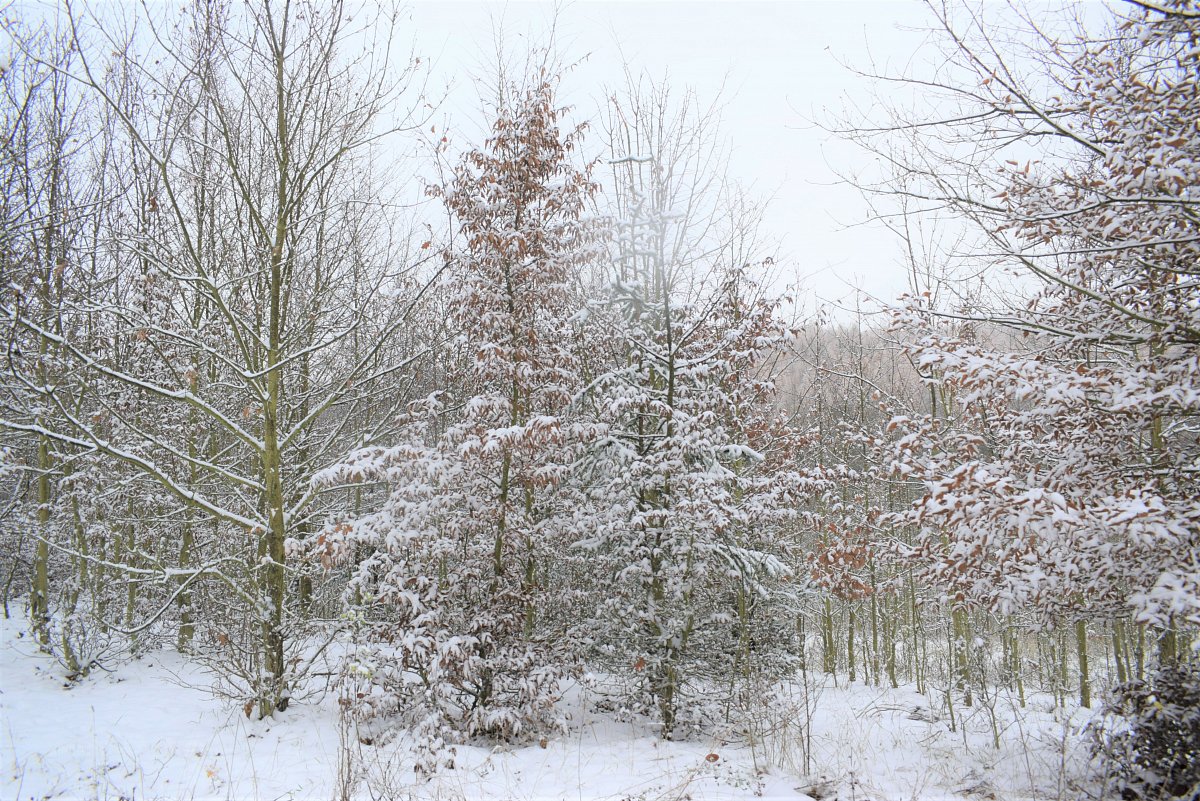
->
(404, 0, 938, 313)
(10, 0, 1099, 313)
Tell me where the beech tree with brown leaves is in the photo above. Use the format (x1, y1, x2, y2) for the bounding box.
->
(317, 67, 604, 769)
(845, 0, 1200, 682)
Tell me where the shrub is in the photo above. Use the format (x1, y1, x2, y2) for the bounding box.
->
(1090, 661, 1200, 801)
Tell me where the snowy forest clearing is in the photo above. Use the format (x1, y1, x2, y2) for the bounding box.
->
(3, 615, 1097, 801)
(3, 0, 1199, 799)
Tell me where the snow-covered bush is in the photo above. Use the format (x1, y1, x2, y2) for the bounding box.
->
(1090, 662, 1200, 801)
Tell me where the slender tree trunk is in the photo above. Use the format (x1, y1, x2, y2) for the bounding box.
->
(177, 516, 195, 650)
(1058, 626, 1069, 709)
(1009, 625, 1025, 707)
(1157, 624, 1178, 666)
(257, 41, 290, 717)
(847, 603, 857, 683)
(177, 409, 198, 651)
(953, 607, 972, 706)
(885, 600, 898, 689)
(58, 493, 87, 675)
(908, 571, 923, 693)
(1075, 618, 1091, 708)
(523, 486, 536, 637)
(260, 390, 287, 715)
(1135, 623, 1145, 680)
(870, 589, 880, 686)
(122, 499, 138, 644)
(31, 436, 51, 646)
(1112, 619, 1128, 685)
(822, 596, 836, 675)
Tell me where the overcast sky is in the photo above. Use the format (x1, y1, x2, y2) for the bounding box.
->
(7, 0, 1026, 312)
(404, 1, 938, 313)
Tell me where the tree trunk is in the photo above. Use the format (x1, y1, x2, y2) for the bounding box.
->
(1075, 618, 1091, 708)
(30, 435, 51, 646)
(1112, 619, 1128, 685)
(953, 607, 972, 706)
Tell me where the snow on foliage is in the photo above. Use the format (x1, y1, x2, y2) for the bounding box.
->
(576, 268, 821, 736)
(316, 70, 603, 772)
(883, 1, 1200, 634)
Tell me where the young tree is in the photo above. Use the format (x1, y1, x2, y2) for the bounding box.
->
(579, 78, 825, 736)
(848, 0, 1200, 659)
(318, 67, 603, 768)
(581, 266, 821, 736)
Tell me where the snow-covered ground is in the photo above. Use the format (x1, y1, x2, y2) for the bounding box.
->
(2, 615, 1097, 801)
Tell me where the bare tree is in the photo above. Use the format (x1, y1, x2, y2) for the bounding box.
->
(2, 0, 433, 715)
